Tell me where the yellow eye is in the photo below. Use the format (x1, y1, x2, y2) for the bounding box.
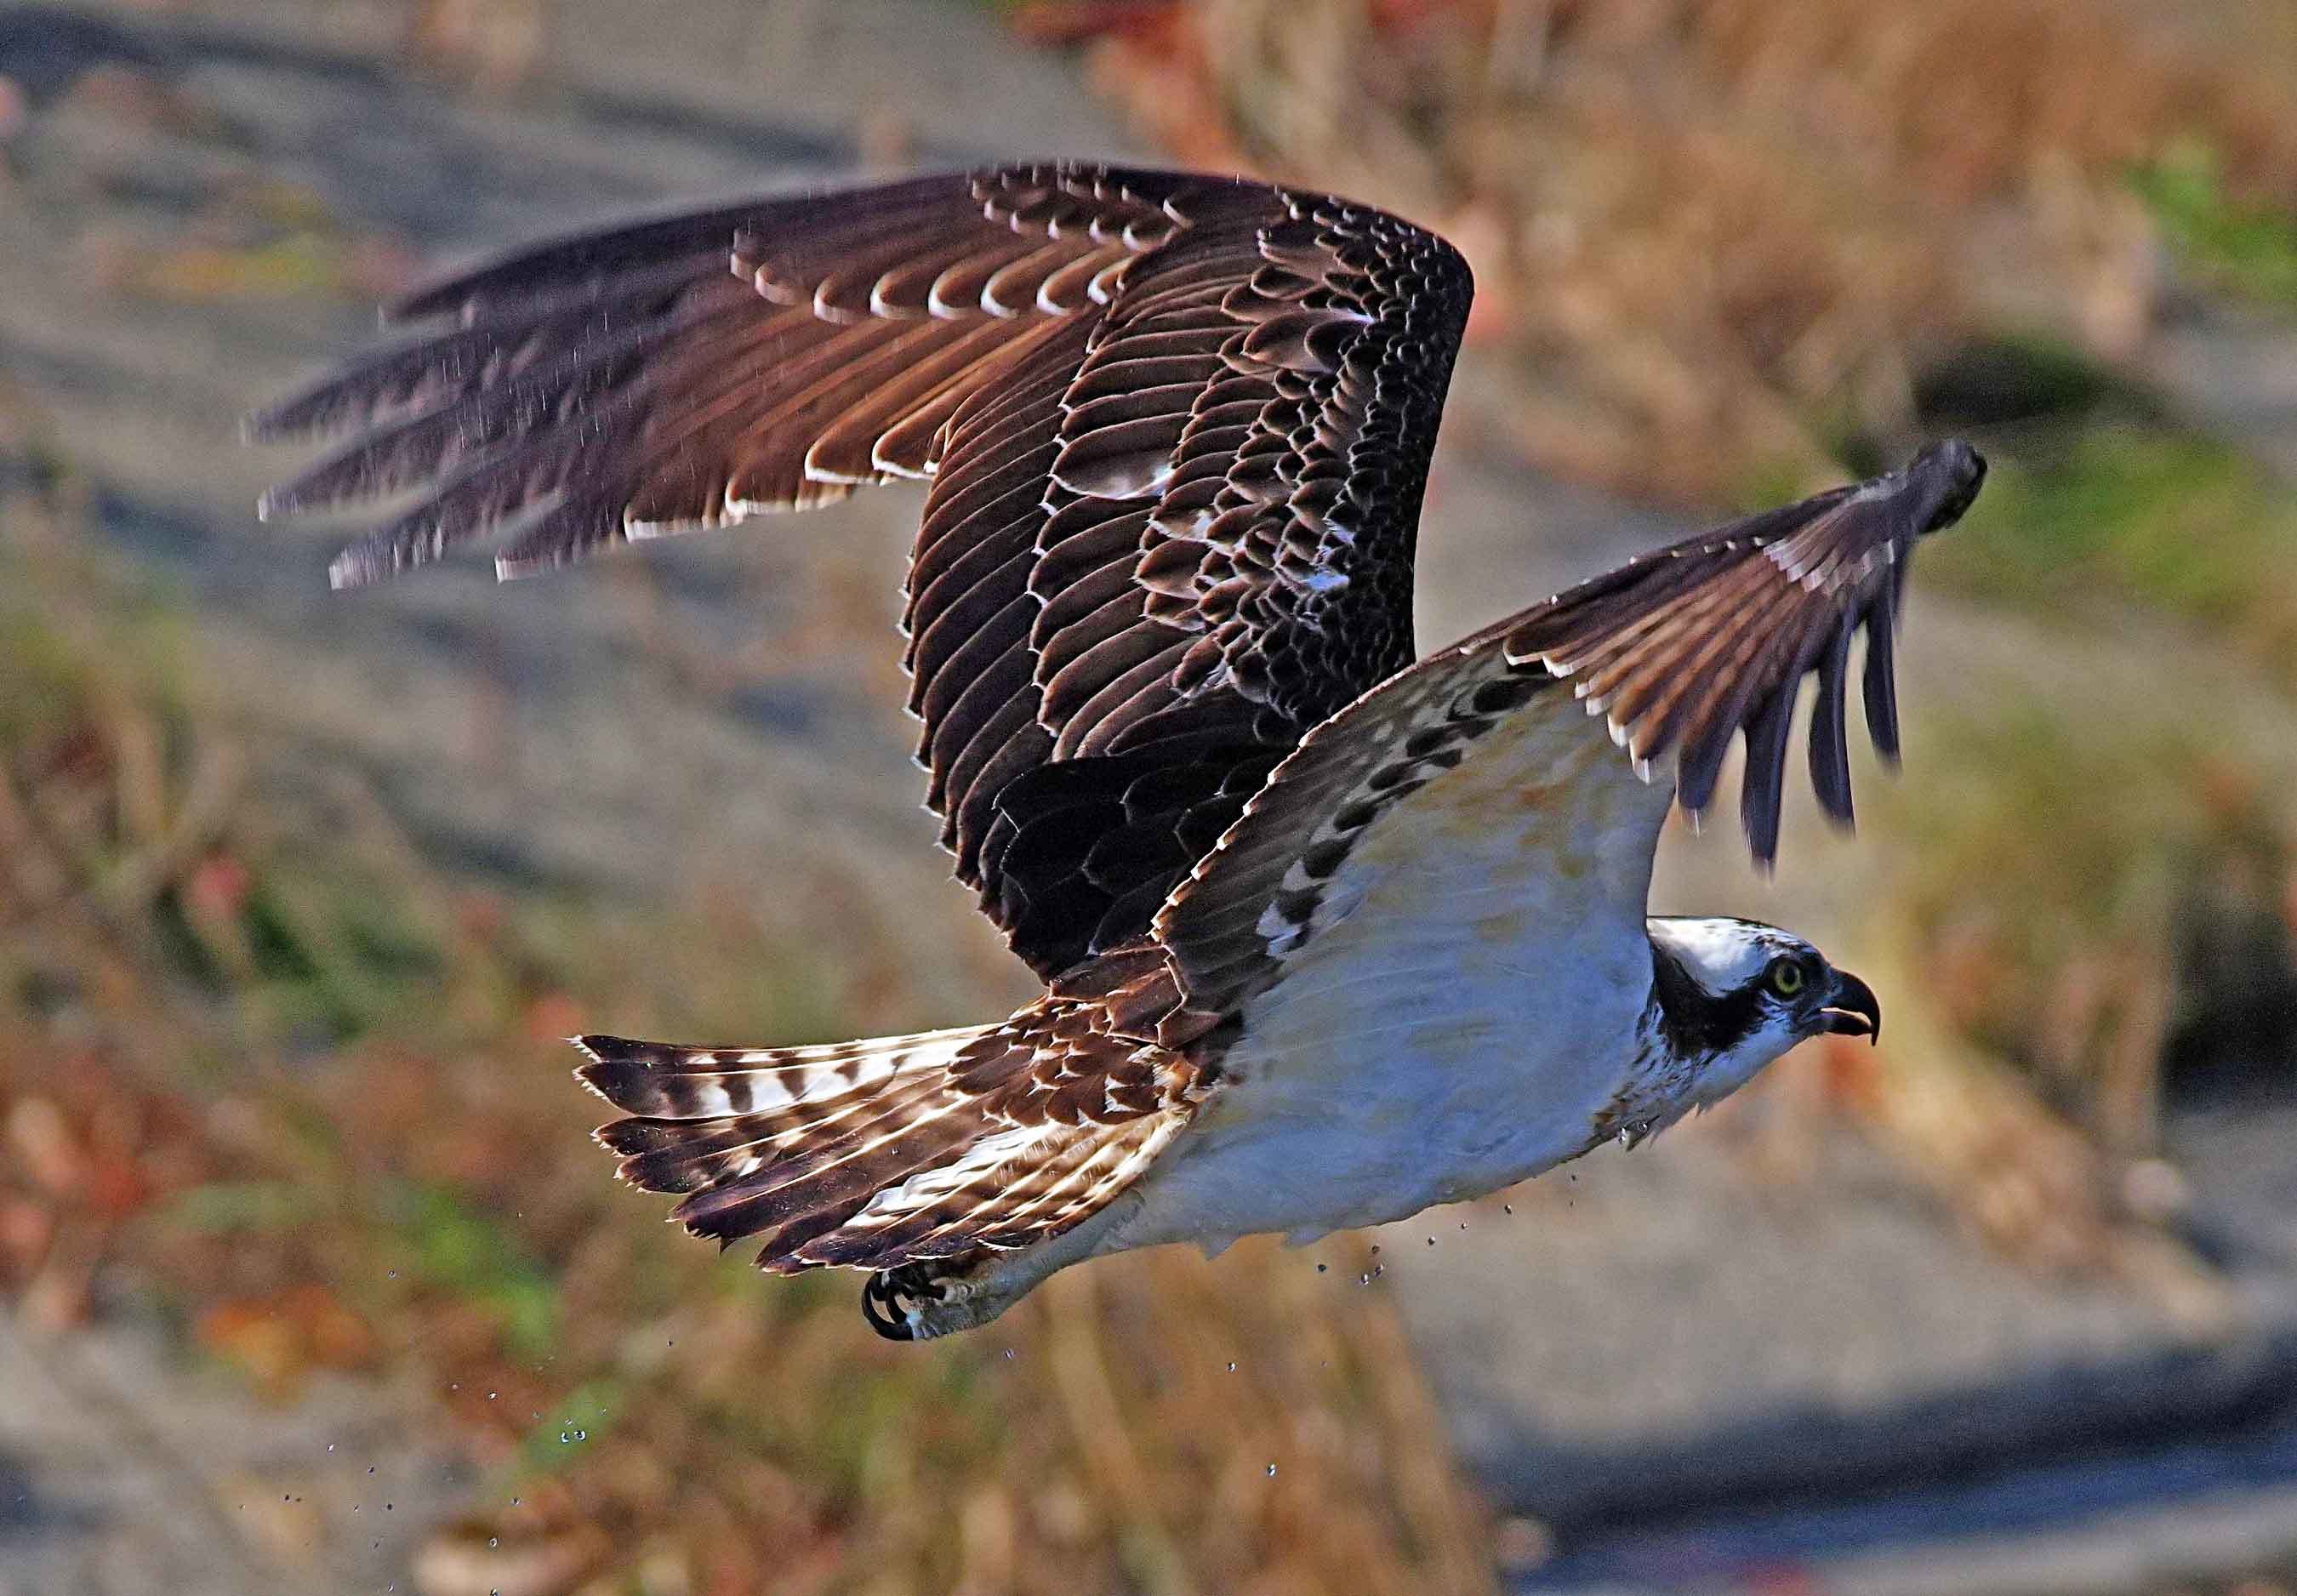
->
(1769, 958, 1805, 996)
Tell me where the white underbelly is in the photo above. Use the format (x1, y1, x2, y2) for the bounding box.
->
(1125, 993, 1639, 1250)
(1115, 698, 1667, 1254)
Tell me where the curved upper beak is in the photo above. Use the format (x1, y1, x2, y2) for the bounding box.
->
(1816, 968, 1882, 1044)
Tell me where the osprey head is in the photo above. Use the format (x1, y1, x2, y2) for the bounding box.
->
(1644, 916, 1880, 1113)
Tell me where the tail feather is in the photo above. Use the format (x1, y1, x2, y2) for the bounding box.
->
(570, 992, 1193, 1305)
(670, 1082, 980, 1250)
(577, 1030, 936, 1119)
(573, 1025, 1019, 1270)
(596, 1069, 945, 1198)
(804, 1116, 1151, 1266)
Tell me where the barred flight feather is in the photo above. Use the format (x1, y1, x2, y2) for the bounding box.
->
(571, 951, 1205, 1274)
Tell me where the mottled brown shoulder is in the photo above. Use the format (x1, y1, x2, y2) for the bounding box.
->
(926, 181, 1473, 977)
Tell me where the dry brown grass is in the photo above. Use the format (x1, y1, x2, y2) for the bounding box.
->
(1079, 0, 2297, 498)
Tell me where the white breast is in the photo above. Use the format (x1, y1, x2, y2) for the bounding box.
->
(1118, 697, 1673, 1253)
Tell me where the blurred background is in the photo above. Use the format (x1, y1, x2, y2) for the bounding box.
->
(0, 2, 2293, 1593)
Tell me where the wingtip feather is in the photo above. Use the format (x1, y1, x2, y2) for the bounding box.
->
(1905, 438, 1987, 535)
(326, 546, 385, 591)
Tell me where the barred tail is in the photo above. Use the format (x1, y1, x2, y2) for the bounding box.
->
(573, 1024, 1012, 1270)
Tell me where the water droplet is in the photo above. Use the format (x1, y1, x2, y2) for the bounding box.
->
(1003, 1348, 1015, 1360)
(1425, 1235, 1435, 1246)
(1369, 1244, 1381, 1256)
(1315, 1263, 1327, 1274)
(1503, 1203, 1513, 1215)
(326, 1443, 334, 1453)
(1359, 1273, 1371, 1285)
(488, 1537, 499, 1548)
(1225, 1361, 1237, 1373)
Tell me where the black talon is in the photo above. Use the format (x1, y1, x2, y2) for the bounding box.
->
(860, 1265, 932, 1341)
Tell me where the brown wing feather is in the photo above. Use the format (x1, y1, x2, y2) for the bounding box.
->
(1504, 439, 1985, 857)
(1154, 443, 1985, 1015)
(917, 191, 1473, 974)
(250, 166, 1219, 587)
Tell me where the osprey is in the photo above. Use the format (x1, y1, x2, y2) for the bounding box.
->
(253, 163, 1982, 1340)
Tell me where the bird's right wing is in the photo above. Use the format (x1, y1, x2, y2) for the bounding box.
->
(1154, 442, 1985, 1019)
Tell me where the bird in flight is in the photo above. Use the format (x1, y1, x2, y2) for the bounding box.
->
(253, 163, 1984, 1340)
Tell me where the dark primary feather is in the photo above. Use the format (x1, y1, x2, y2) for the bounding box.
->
(1503, 438, 1984, 858)
(253, 162, 1477, 980)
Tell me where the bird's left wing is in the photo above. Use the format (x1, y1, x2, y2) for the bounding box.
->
(250, 163, 1479, 983)
(1155, 442, 1984, 1017)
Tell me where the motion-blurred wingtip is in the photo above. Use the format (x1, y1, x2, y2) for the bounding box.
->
(326, 550, 379, 591)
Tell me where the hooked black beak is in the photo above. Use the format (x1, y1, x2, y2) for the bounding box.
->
(1816, 969, 1882, 1044)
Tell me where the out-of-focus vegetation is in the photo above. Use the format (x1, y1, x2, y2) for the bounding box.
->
(0, 505, 1496, 1595)
(2133, 140, 2297, 307)
(1926, 422, 2297, 683)
(1882, 392, 2297, 1187)
(1875, 684, 2295, 1146)
(1073, 0, 2297, 497)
